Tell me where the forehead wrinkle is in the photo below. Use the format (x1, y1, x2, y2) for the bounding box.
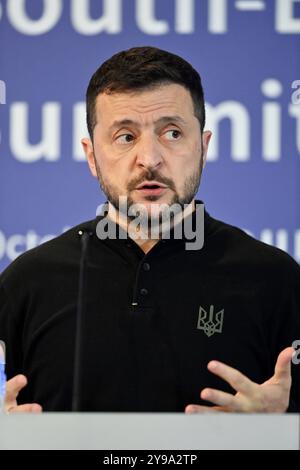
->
(110, 98, 181, 115)
(96, 84, 195, 129)
(109, 115, 187, 133)
(107, 101, 188, 131)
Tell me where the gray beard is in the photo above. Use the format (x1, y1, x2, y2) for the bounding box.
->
(94, 153, 203, 227)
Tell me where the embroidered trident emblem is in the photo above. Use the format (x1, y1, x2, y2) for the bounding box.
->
(197, 305, 224, 337)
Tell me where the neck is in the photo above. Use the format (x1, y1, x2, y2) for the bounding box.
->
(106, 199, 196, 254)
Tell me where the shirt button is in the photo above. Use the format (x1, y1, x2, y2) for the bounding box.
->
(140, 288, 148, 296)
(143, 263, 150, 271)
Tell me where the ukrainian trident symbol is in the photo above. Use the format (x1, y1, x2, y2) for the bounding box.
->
(197, 305, 224, 337)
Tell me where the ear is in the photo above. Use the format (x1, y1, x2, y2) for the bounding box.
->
(201, 131, 212, 169)
(81, 138, 97, 178)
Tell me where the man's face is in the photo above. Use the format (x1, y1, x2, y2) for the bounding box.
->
(82, 83, 211, 216)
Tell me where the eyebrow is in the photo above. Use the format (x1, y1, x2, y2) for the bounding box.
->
(109, 115, 187, 131)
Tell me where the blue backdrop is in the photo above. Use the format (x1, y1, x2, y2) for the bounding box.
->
(0, 0, 299, 271)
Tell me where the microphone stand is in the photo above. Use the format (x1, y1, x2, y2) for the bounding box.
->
(72, 230, 91, 412)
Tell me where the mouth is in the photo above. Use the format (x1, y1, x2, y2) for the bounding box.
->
(135, 181, 168, 197)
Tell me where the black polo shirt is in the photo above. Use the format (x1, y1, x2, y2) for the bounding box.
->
(0, 204, 300, 411)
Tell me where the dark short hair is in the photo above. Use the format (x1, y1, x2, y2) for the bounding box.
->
(86, 46, 206, 138)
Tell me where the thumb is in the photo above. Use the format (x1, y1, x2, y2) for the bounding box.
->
(5, 374, 28, 405)
(273, 347, 294, 383)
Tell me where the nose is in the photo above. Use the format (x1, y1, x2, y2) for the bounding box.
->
(135, 134, 163, 171)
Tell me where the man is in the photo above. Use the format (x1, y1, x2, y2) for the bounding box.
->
(0, 47, 299, 413)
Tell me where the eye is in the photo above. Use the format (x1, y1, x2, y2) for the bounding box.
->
(115, 133, 135, 144)
(164, 129, 182, 141)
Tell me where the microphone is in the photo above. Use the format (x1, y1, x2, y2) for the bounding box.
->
(72, 229, 92, 412)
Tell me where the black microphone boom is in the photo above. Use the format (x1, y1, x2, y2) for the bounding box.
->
(72, 230, 91, 412)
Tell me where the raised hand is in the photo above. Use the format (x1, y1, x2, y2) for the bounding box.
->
(5, 375, 42, 413)
(185, 347, 294, 413)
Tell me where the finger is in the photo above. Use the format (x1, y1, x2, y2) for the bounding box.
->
(200, 388, 238, 410)
(273, 347, 294, 383)
(207, 361, 256, 395)
(185, 404, 226, 413)
(5, 375, 27, 404)
(8, 403, 42, 414)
